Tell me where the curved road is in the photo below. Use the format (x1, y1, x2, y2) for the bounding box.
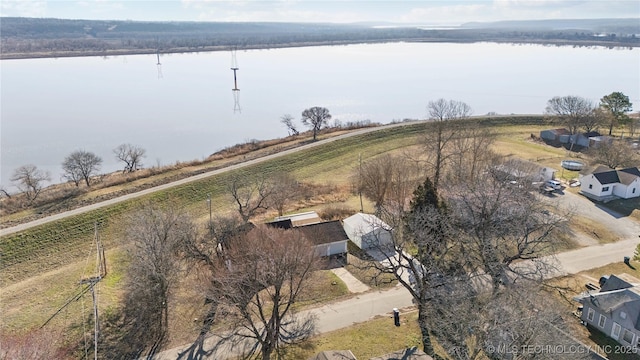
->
(0, 123, 410, 237)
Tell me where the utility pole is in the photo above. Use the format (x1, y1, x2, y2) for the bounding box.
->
(79, 222, 106, 360)
(207, 194, 212, 236)
(359, 153, 364, 212)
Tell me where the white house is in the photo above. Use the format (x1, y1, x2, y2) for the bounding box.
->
(342, 213, 393, 250)
(579, 165, 640, 200)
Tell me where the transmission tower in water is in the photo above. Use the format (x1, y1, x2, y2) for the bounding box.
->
(156, 50, 163, 79)
(231, 48, 241, 113)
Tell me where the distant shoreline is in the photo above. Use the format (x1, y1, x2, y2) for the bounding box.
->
(1, 38, 637, 60)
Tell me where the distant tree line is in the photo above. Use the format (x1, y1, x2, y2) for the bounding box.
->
(1, 17, 638, 58)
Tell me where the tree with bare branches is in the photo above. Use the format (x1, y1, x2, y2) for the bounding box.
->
(424, 98, 473, 190)
(177, 214, 248, 359)
(10, 164, 50, 201)
(101, 204, 190, 358)
(301, 106, 331, 141)
(179, 224, 319, 359)
(280, 114, 299, 136)
(61, 150, 102, 187)
(228, 172, 275, 223)
(114, 143, 146, 173)
(268, 172, 301, 216)
(208, 226, 319, 359)
(545, 95, 593, 135)
(588, 139, 639, 169)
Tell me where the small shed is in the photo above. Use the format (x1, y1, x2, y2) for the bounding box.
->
(342, 213, 393, 250)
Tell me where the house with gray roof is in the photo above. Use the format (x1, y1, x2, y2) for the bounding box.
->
(579, 165, 640, 200)
(266, 214, 348, 258)
(575, 274, 640, 348)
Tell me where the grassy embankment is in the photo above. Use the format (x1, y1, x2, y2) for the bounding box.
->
(2, 115, 636, 355)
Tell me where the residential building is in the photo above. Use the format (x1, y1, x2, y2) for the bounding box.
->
(266, 212, 348, 258)
(575, 274, 640, 348)
(579, 165, 640, 200)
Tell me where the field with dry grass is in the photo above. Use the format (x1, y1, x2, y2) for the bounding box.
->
(2, 115, 637, 358)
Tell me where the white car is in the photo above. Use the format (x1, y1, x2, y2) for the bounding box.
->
(545, 179, 562, 190)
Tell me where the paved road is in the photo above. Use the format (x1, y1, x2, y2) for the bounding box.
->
(0, 123, 410, 237)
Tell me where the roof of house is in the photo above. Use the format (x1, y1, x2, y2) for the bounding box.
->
(578, 274, 640, 331)
(585, 166, 640, 186)
(594, 170, 620, 185)
(600, 274, 639, 292)
(297, 220, 349, 246)
(274, 211, 323, 227)
(620, 167, 640, 177)
(266, 218, 293, 230)
(309, 350, 357, 360)
(580, 164, 613, 176)
(343, 213, 391, 234)
(369, 347, 433, 360)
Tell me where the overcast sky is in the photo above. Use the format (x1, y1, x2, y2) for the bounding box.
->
(1, 0, 638, 24)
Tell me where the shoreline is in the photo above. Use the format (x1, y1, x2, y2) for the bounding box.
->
(1, 38, 637, 60)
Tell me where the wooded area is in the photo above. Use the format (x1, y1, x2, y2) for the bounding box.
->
(1, 17, 638, 59)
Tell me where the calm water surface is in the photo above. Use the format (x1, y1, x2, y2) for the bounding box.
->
(2, 42, 639, 189)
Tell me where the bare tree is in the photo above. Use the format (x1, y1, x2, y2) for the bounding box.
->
(588, 139, 639, 169)
(600, 91, 633, 135)
(10, 164, 50, 201)
(268, 172, 301, 216)
(228, 172, 274, 223)
(544, 95, 593, 135)
(114, 143, 146, 173)
(280, 114, 299, 136)
(448, 124, 497, 185)
(99, 204, 191, 359)
(364, 166, 568, 357)
(581, 107, 608, 133)
(448, 173, 565, 292)
(301, 106, 331, 141)
(424, 98, 473, 190)
(62, 150, 102, 187)
(177, 214, 247, 359)
(211, 226, 319, 360)
(356, 154, 420, 215)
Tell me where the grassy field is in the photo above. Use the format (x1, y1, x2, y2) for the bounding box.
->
(2, 115, 637, 356)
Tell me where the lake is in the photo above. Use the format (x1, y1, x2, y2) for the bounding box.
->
(1, 42, 639, 190)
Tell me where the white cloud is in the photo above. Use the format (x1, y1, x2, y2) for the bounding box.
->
(1, 0, 47, 18)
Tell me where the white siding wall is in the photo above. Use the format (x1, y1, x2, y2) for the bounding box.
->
(580, 174, 605, 197)
(314, 240, 348, 257)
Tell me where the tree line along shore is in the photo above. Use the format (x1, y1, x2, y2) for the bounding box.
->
(1, 17, 639, 60)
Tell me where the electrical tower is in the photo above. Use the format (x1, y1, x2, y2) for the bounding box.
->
(156, 50, 163, 79)
(231, 48, 241, 113)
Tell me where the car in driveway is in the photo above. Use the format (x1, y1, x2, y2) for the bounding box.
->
(545, 179, 562, 190)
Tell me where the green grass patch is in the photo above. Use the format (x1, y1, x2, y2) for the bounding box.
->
(286, 310, 423, 359)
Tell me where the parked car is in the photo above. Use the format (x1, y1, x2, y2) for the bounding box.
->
(545, 179, 562, 190)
